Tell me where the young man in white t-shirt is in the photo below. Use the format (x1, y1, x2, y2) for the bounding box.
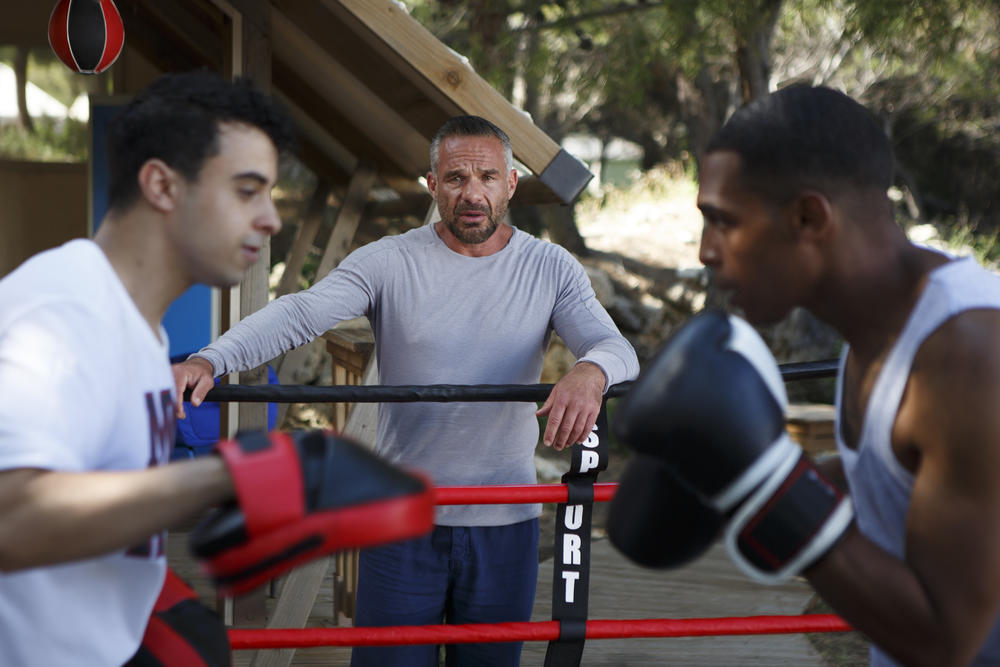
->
(0, 71, 294, 666)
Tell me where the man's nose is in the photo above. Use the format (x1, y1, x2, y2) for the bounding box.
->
(698, 225, 718, 266)
(460, 179, 487, 204)
(257, 200, 282, 236)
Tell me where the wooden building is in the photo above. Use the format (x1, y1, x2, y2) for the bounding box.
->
(1, 2, 595, 661)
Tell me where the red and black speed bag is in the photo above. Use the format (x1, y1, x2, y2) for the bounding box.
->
(48, 0, 124, 74)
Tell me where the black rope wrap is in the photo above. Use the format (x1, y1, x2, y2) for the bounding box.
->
(191, 359, 838, 404)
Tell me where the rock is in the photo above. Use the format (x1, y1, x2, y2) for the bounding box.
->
(541, 334, 576, 384)
(583, 263, 616, 307)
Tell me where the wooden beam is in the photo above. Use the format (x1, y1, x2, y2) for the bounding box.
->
(271, 86, 358, 176)
(113, 2, 214, 77)
(326, 0, 594, 203)
(316, 161, 378, 279)
(365, 192, 433, 219)
(131, 0, 225, 70)
(0, 4, 54, 48)
(294, 136, 352, 192)
(270, 8, 429, 177)
(210, 0, 272, 631)
(272, 58, 413, 181)
(248, 556, 331, 667)
(275, 0, 449, 139)
(276, 179, 331, 298)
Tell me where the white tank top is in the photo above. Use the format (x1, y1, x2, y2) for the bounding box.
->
(835, 255, 1000, 666)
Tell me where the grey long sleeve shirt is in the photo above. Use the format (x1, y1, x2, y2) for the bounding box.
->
(195, 224, 639, 525)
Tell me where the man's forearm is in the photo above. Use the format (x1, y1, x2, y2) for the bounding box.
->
(0, 459, 232, 571)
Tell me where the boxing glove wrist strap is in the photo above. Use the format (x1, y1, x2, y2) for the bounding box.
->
(724, 437, 853, 584)
(217, 431, 305, 537)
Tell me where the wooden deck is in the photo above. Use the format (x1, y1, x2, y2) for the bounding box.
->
(169, 531, 825, 666)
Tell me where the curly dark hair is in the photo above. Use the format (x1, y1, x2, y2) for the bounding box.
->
(106, 69, 295, 212)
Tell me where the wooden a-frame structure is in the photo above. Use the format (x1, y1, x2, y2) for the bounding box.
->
(3, 1, 594, 662)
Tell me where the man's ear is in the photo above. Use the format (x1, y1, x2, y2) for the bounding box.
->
(137, 159, 180, 213)
(790, 190, 835, 242)
(507, 168, 518, 200)
(426, 171, 437, 197)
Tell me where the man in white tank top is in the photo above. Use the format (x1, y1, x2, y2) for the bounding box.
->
(0, 71, 294, 666)
(697, 84, 1000, 665)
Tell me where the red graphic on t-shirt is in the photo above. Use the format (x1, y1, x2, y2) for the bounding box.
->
(126, 389, 176, 559)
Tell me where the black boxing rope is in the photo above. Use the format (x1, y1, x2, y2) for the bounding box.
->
(188, 359, 838, 404)
(188, 357, 836, 666)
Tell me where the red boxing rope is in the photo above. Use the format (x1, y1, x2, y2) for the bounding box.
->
(433, 482, 618, 505)
(228, 615, 852, 649)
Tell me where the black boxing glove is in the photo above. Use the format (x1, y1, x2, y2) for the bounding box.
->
(607, 454, 724, 569)
(612, 310, 852, 583)
(189, 429, 434, 596)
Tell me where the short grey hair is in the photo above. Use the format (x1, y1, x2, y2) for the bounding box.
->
(429, 115, 513, 174)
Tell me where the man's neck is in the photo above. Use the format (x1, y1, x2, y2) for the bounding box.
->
(433, 221, 514, 257)
(94, 211, 190, 337)
(816, 238, 947, 360)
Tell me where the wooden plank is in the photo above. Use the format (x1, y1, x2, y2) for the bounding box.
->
(276, 179, 331, 298)
(112, 2, 213, 77)
(523, 540, 824, 666)
(786, 403, 836, 457)
(0, 4, 53, 47)
(249, 557, 333, 667)
(270, 8, 429, 176)
(273, 180, 333, 427)
(326, 0, 558, 174)
(271, 86, 358, 176)
(136, 0, 225, 69)
(243, 345, 379, 667)
(212, 0, 272, 631)
(275, 0, 449, 140)
(315, 161, 378, 279)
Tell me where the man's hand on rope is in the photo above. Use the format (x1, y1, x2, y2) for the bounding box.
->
(536, 361, 607, 451)
(171, 357, 217, 420)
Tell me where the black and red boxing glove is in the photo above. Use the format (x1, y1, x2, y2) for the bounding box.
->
(610, 310, 853, 583)
(189, 429, 434, 596)
(126, 569, 230, 667)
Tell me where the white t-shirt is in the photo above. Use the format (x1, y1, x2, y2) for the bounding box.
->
(0, 240, 174, 666)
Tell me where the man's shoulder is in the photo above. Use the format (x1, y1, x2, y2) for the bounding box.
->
(512, 228, 582, 266)
(348, 225, 436, 261)
(2, 239, 98, 283)
(0, 241, 107, 323)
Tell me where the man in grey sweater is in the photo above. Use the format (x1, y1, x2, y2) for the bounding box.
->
(173, 115, 638, 666)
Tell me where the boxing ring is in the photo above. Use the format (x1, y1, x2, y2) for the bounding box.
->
(195, 358, 852, 660)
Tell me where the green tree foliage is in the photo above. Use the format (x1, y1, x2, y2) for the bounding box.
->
(0, 47, 107, 162)
(405, 0, 999, 234)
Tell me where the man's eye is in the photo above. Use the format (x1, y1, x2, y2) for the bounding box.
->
(703, 214, 731, 228)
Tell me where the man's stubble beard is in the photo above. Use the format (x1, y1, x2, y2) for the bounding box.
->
(441, 201, 507, 245)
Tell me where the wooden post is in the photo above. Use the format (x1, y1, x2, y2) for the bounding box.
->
(211, 0, 273, 629)
(276, 179, 331, 298)
(273, 160, 376, 425)
(315, 160, 378, 279)
(323, 325, 375, 624)
(248, 324, 376, 667)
